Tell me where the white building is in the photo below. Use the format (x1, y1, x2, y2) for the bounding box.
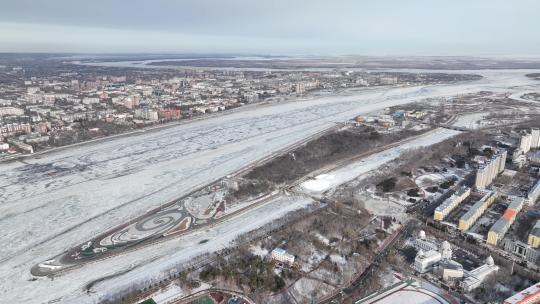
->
(460, 256, 498, 292)
(513, 149, 527, 168)
(527, 178, 540, 204)
(520, 133, 533, 154)
(0, 107, 24, 116)
(27, 86, 40, 94)
(531, 128, 540, 149)
(134, 108, 159, 121)
(475, 150, 506, 189)
(413, 249, 441, 273)
(528, 150, 540, 164)
(295, 83, 305, 95)
(440, 241, 452, 260)
(271, 248, 295, 265)
(82, 97, 100, 105)
(438, 260, 464, 282)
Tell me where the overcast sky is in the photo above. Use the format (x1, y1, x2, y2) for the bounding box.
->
(1, 0, 539, 56)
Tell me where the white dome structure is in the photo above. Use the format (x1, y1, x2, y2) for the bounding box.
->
(440, 241, 452, 259)
(486, 255, 494, 266)
(441, 241, 451, 250)
(418, 230, 426, 240)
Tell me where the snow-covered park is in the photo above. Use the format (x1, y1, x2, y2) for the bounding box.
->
(452, 112, 487, 129)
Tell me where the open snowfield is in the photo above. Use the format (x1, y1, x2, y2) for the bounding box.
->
(0, 70, 539, 303)
(357, 279, 450, 304)
(415, 173, 448, 188)
(453, 112, 486, 129)
(360, 286, 449, 304)
(147, 284, 184, 304)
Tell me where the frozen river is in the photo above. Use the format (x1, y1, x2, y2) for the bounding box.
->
(0, 70, 539, 303)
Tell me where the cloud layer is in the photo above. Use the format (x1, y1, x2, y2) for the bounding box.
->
(1, 0, 539, 55)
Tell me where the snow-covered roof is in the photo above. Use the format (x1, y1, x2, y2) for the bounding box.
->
(460, 191, 494, 222)
(272, 247, 287, 255)
(504, 282, 540, 304)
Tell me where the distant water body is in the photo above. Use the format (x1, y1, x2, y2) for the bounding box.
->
(73, 56, 329, 71)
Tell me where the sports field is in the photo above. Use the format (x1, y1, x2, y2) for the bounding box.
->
(191, 295, 214, 304)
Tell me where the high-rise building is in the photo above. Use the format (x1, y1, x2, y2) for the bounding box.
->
(513, 149, 527, 168)
(0, 107, 24, 116)
(531, 128, 540, 148)
(520, 133, 533, 154)
(475, 149, 506, 189)
(295, 83, 305, 95)
(499, 149, 508, 173)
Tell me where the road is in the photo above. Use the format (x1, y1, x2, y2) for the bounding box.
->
(0, 69, 539, 303)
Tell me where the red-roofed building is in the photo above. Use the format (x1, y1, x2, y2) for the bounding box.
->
(504, 282, 540, 304)
(502, 209, 517, 221)
(158, 108, 181, 120)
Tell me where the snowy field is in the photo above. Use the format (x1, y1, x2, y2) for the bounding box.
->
(357, 279, 450, 304)
(415, 173, 448, 188)
(0, 70, 539, 303)
(453, 112, 487, 129)
(365, 286, 450, 304)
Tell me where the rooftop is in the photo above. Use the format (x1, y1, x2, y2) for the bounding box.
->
(531, 220, 540, 238)
(272, 247, 287, 255)
(490, 217, 510, 234)
(504, 282, 540, 304)
(355, 279, 450, 304)
(435, 187, 470, 212)
(462, 263, 499, 287)
(440, 260, 463, 270)
(508, 196, 525, 211)
(528, 178, 540, 197)
(460, 191, 494, 221)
